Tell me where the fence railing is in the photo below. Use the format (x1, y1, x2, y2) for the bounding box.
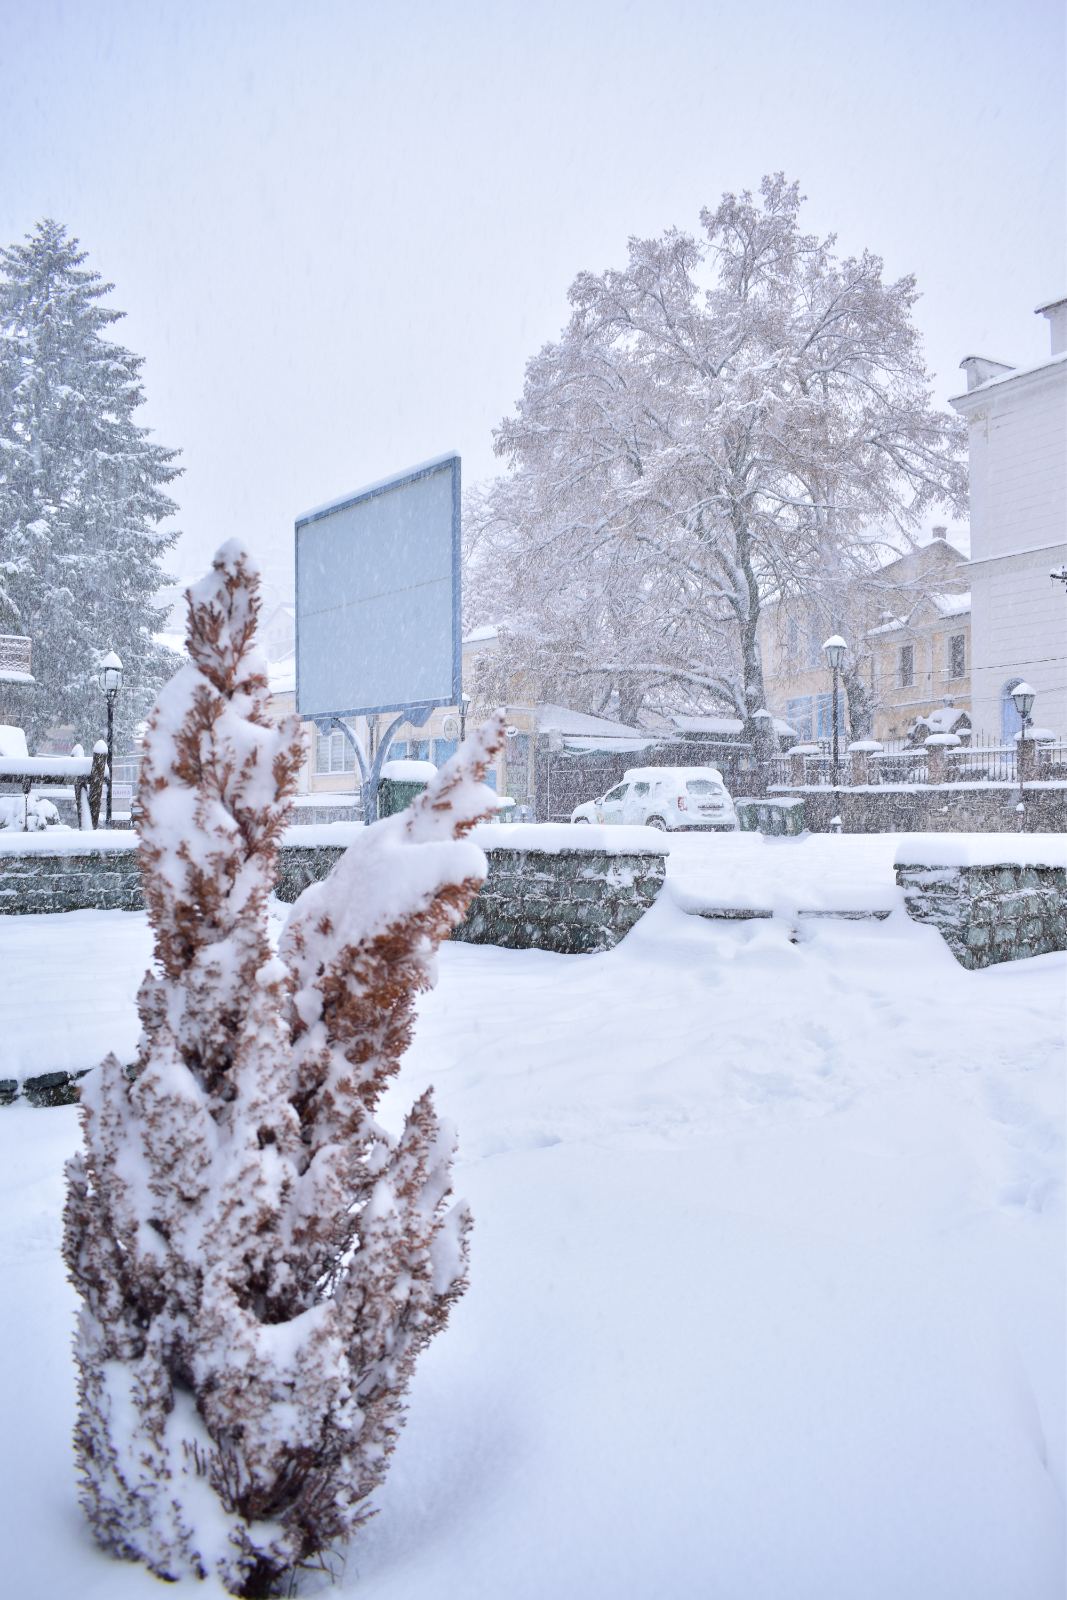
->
(945, 744, 1018, 783)
(1035, 743, 1067, 781)
(766, 734, 1067, 791)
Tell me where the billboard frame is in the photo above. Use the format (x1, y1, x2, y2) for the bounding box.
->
(294, 451, 462, 722)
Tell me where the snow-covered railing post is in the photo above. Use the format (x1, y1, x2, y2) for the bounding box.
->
(924, 732, 960, 785)
(847, 740, 882, 787)
(789, 743, 818, 785)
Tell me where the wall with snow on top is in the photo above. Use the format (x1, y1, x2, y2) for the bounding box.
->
(894, 835, 1067, 967)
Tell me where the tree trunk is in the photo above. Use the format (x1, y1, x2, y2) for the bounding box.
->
(734, 524, 770, 793)
(843, 661, 874, 741)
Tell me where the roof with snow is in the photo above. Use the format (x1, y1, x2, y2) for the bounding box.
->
(268, 653, 296, 695)
(951, 348, 1067, 402)
(931, 592, 971, 618)
(531, 704, 654, 753)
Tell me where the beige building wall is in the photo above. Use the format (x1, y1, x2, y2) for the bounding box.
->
(868, 607, 972, 741)
(760, 537, 970, 743)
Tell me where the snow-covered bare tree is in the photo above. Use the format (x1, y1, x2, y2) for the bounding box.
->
(64, 540, 502, 1597)
(0, 220, 181, 751)
(468, 176, 966, 732)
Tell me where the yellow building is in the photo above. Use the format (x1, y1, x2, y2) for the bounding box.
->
(865, 592, 971, 741)
(760, 531, 971, 744)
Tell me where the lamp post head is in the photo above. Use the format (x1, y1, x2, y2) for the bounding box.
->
(99, 650, 123, 698)
(822, 635, 846, 673)
(1011, 681, 1036, 721)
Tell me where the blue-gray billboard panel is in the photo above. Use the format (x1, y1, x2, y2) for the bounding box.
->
(295, 454, 461, 720)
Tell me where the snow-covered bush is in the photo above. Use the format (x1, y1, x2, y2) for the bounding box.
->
(0, 792, 60, 830)
(64, 541, 503, 1597)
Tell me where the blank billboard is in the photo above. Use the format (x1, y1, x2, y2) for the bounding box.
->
(295, 454, 461, 720)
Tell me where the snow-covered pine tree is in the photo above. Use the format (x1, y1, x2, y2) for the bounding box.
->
(64, 541, 502, 1598)
(0, 219, 181, 751)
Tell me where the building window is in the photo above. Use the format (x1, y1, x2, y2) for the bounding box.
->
(814, 693, 846, 741)
(433, 737, 458, 766)
(948, 634, 966, 680)
(315, 726, 356, 774)
(786, 697, 813, 742)
(505, 732, 530, 801)
(806, 625, 824, 669)
(899, 645, 914, 688)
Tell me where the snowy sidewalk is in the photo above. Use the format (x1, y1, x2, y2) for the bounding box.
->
(0, 895, 1063, 1598)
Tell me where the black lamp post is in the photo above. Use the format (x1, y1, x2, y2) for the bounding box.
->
(1011, 681, 1036, 809)
(822, 635, 846, 788)
(1010, 679, 1035, 739)
(98, 651, 123, 826)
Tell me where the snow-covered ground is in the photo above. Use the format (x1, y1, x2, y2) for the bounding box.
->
(0, 850, 1064, 1597)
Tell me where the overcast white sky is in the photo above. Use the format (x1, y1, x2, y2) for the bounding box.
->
(3, 0, 1064, 599)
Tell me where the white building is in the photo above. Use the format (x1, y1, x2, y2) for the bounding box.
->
(950, 299, 1067, 739)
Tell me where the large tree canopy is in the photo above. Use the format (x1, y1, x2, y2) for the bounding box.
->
(0, 219, 181, 751)
(467, 176, 966, 731)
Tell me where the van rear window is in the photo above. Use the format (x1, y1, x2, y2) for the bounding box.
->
(686, 780, 723, 796)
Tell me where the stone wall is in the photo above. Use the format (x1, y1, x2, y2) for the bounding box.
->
(0, 842, 142, 913)
(895, 859, 1067, 969)
(452, 843, 665, 954)
(0, 837, 668, 957)
(775, 784, 1067, 834)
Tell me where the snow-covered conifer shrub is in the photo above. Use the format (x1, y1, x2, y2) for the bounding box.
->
(63, 541, 502, 1597)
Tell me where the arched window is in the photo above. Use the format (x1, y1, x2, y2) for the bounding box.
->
(1001, 679, 1024, 742)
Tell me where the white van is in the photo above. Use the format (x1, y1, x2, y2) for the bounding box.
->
(570, 766, 738, 831)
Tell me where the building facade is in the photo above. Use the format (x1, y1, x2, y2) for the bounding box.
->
(951, 300, 1067, 741)
(760, 533, 971, 744)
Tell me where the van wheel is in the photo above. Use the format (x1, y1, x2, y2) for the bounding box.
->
(646, 816, 667, 830)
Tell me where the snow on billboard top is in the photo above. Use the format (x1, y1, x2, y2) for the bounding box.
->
(295, 454, 461, 720)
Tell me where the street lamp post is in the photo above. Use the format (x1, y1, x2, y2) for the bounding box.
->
(98, 651, 123, 827)
(822, 635, 846, 789)
(1011, 681, 1036, 816)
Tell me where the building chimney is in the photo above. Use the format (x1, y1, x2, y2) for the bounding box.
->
(959, 355, 1015, 391)
(1036, 297, 1067, 356)
(932, 526, 947, 541)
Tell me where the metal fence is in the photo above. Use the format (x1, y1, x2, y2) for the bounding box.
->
(765, 733, 1067, 789)
(1036, 742, 1067, 781)
(945, 742, 1018, 783)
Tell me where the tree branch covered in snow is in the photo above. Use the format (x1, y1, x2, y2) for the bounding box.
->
(466, 176, 965, 730)
(64, 541, 504, 1597)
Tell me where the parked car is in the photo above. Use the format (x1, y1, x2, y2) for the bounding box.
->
(570, 766, 738, 831)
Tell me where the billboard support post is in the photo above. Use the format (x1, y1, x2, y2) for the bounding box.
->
(321, 703, 435, 825)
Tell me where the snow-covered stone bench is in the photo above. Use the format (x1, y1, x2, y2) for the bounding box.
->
(0, 727, 107, 830)
(894, 835, 1067, 969)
